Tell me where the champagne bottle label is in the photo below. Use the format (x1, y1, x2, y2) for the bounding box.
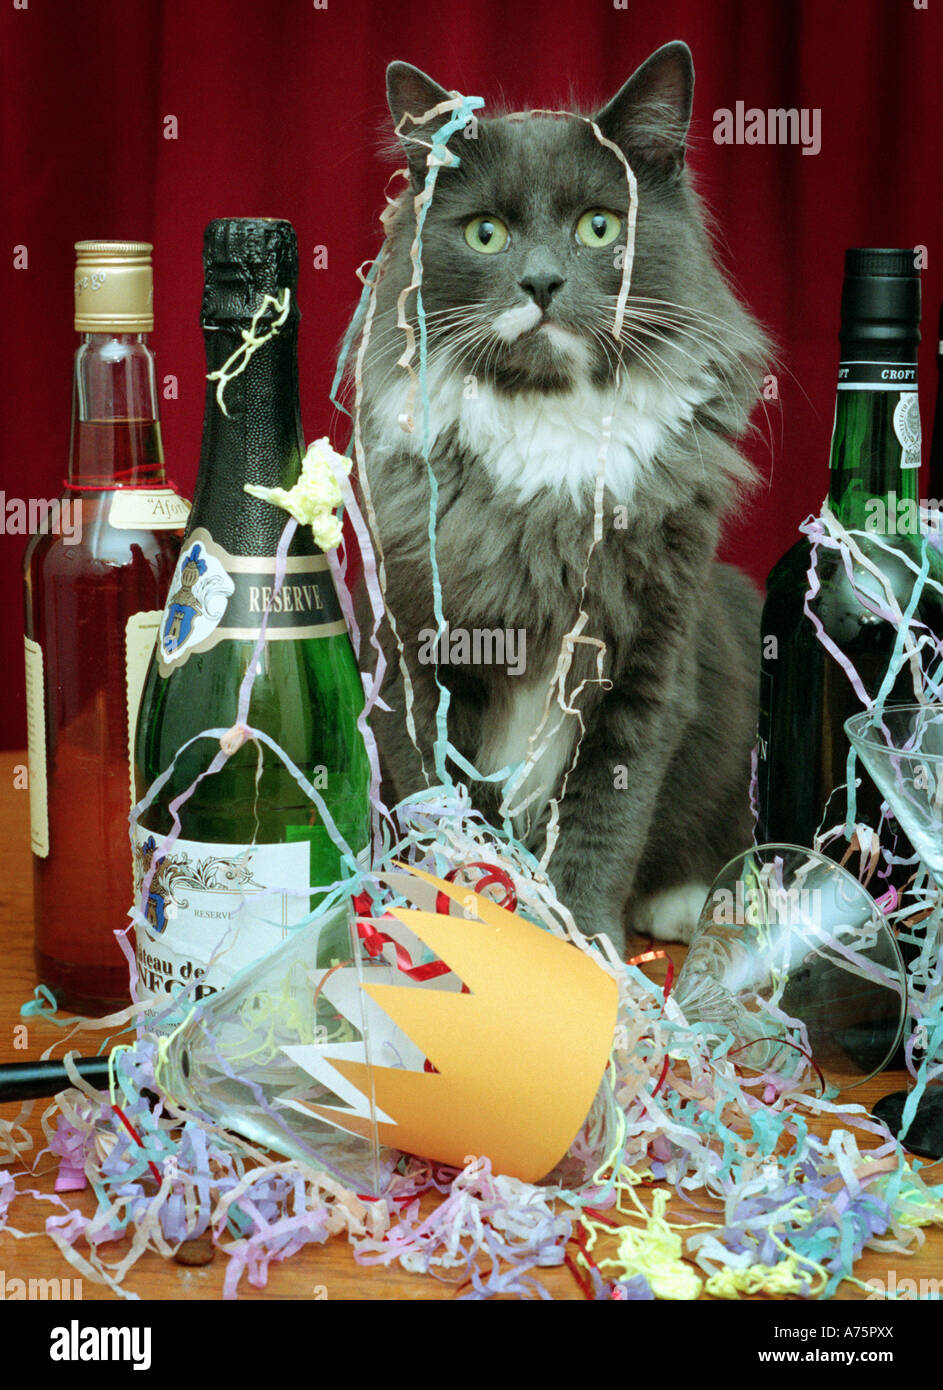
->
(125, 612, 162, 878)
(132, 826, 314, 1006)
(109, 488, 191, 531)
(156, 526, 345, 675)
(23, 636, 49, 858)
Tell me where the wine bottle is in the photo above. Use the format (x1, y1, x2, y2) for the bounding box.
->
(757, 248, 942, 860)
(133, 218, 370, 1015)
(928, 302, 943, 505)
(23, 241, 188, 1012)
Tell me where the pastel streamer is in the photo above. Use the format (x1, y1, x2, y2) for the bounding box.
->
(8, 93, 943, 1306)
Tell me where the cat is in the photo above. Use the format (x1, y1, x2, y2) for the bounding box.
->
(349, 41, 767, 953)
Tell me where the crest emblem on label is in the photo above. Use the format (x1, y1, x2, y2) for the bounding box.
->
(158, 528, 235, 672)
(893, 391, 922, 470)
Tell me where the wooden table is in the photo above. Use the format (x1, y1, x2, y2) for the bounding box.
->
(1, 748, 941, 1310)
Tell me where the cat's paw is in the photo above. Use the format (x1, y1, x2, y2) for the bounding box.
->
(632, 883, 710, 945)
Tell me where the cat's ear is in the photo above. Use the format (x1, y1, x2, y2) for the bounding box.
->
(386, 61, 455, 185)
(595, 41, 694, 175)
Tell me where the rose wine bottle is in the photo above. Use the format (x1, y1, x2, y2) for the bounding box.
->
(757, 249, 942, 860)
(23, 241, 188, 1012)
(133, 218, 370, 1016)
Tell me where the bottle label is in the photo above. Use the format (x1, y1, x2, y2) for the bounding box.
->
(156, 526, 346, 675)
(125, 612, 162, 860)
(109, 489, 191, 531)
(23, 637, 49, 858)
(836, 362, 918, 390)
(132, 826, 314, 1008)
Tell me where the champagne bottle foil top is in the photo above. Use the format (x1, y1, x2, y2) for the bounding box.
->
(201, 218, 299, 325)
(74, 241, 154, 333)
(840, 247, 921, 355)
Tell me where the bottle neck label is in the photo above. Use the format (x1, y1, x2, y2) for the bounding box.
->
(109, 488, 191, 531)
(156, 526, 345, 675)
(837, 361, 918, 390)
(829, 360, 922, 491)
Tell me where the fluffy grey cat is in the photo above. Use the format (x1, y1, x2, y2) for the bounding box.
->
(350, 41, 766, 952)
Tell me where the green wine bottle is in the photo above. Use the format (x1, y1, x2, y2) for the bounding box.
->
(928, 301, 943, 504)
(133, 218, 370, 1011)
(757, 248, 941, 857)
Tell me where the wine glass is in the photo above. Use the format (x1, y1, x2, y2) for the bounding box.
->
(673, 843, 907, 1091)
(846, 704, 943, 1157)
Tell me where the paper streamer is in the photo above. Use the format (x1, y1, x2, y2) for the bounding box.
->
(7, 89, 943, 1307)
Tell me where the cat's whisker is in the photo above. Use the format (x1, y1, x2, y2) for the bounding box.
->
(612, 308, 777, 460)
(628, 313, 780, 473)
(621, 293, 763, 340)
(620, 336, 713, 483)
(616, 305, 757, 370)
(612, 295, 792, 467)
(622, 318, 751, 417)
(611, 298, 769, 368)
(612, 332, 685, 403)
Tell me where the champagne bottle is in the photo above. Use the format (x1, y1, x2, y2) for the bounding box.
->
(757, 248, 941, 859)
(133, 218, 370, 1014)
(23, 241, 188, 1012)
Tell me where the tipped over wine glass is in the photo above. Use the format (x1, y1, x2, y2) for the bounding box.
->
(846, 703, 943, 1158)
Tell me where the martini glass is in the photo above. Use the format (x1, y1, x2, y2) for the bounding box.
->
(673, 843, 907, 1090)
(846, 704, 943, 1157)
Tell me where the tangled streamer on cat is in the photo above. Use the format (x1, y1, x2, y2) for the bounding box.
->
(336, 88, 642, 870)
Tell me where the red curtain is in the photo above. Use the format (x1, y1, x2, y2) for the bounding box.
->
(2, 0, 941, 748)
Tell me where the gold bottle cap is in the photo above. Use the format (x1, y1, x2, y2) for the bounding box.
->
(74, 240, 154, 333)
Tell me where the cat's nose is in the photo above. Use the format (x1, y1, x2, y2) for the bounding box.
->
(519, 272, 565, 312)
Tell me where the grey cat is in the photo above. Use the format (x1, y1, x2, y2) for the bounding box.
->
(349, 41, 767, 952)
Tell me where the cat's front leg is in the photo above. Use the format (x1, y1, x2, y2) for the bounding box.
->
(369, 648, 491, 814)
(542, 693, 688, 956)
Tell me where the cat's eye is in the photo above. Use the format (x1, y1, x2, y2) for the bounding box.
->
(575, 209, 622, 248)
(464, 216, 510, 254)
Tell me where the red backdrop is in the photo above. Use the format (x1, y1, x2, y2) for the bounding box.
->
(2, 0, 941, 749)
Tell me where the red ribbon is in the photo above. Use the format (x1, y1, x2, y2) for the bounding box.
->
(352, 859, 517, 984)
(63, 475, 184, 494)
(355, 916, 457, 984)
(111, 1105, 163, 1185)
(436, 862, 517, 915)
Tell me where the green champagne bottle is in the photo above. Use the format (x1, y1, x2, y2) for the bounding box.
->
(133, 218, 370, 1012)
(757, 248, 940, 859)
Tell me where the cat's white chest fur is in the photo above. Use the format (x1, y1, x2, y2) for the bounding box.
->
(371, 364, 708, 504)
(477, 675, 577, 837)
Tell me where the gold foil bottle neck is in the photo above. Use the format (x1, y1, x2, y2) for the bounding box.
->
(74, 240, 154, 333)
